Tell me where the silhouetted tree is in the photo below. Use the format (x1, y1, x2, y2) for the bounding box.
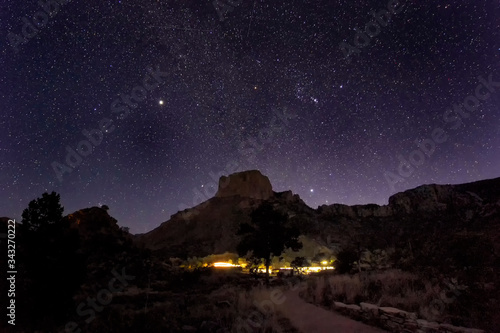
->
(291, 256, 308, 275)
(21, 191, 63, 232)
(246, 257, 264, 277)
(19, 192, 84, 330)
(237, 202, 302, 279)
(334, 247, 359, 274)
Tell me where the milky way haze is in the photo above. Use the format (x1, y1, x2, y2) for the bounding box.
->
(1, 0, 499, 233)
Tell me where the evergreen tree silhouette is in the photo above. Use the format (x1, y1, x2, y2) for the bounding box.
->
(19, 192, 84, 329)
(237, 201, 302, 280)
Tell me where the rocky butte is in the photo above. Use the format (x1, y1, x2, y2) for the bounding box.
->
(215, 170, 273, 200)
(135, 170, 500, 267)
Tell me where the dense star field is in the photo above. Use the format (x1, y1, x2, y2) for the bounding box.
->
(1, 0, 499, 233)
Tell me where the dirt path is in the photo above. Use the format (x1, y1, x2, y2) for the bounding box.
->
(253, 285, 388, 333)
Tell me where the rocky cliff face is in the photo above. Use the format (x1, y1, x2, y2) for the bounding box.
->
(318, 178, 500, 219)
(135, 171, 500, 265)
(64, 207, 124, 242)
(388, 184, 483, 214)
(215, 169, 273, 200)
(136, 195, 264, 258)
(318, 203, 393, 219)
(136, 170, 300, 258)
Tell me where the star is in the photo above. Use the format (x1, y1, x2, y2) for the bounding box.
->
(1, 0, 498, 236)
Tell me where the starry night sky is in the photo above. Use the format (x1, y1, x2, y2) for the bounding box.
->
(1, 0, 499, 234)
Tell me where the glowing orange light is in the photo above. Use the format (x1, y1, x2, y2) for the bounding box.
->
(213, 262, 240, 268)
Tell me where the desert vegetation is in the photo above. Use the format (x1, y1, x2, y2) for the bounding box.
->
(301, 268, 499, 332)
(4, 175, 500, 333)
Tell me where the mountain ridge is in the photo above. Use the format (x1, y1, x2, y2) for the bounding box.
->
(135, 171, 500, 261)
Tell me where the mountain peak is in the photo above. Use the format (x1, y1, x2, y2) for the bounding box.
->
(215, 169, 273, 200)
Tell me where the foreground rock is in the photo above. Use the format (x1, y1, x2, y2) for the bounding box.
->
(332, 301, 485, 333)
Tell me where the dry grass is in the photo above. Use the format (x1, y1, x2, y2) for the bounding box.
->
(231, 284, 288, 332)
(304, 269, 463, 322)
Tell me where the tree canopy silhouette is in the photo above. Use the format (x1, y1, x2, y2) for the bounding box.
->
(237, 201, 302, 277)
(19, 192, 84, 329)
(21, 191, 64, 232)
(291, 256, 308, 275)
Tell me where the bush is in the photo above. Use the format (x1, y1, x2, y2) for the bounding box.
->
(334, 248, 359, 274)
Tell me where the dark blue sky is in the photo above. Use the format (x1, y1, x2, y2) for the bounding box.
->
(1, 0, 499, 234)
